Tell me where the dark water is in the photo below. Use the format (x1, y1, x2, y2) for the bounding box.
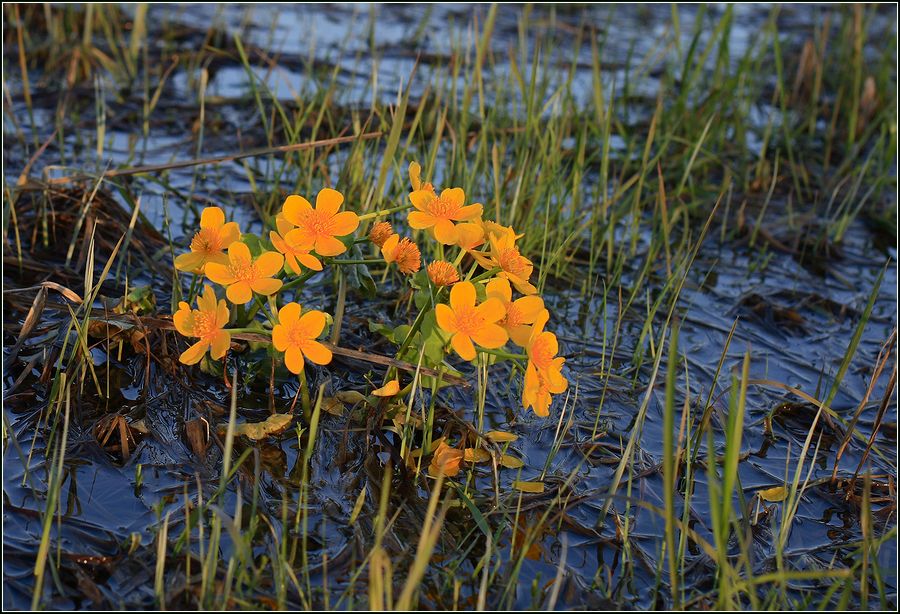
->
(3, 3, 897, 610)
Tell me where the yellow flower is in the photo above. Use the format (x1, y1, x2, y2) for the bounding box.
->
(527, 310, 567, 392)
(481, 219, 522, 244)
(429, 440, 463, 477)
(372, 379, 400, 397)
(381, 234, 421, 275)
(408, 187, 483, 245)
(435, 281, 507, 361)
(281, 188, 359, 257)
(368, 221, 394, 248)
(270, 215, 322, 275)
(426, 261, 460, 287)
(472, 232, 537, 295)
(173, 284, 231, 365)
(174, 206, 240, 274)
(272, 302, 333, 374)
(205, 242, 284, 305)
(485, 278, 545, 347)
(522, 362, 554, 417)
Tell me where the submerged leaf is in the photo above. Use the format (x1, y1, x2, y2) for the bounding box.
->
(512, 480, 544, 493)
(500, 455, 525, 469)
(224, 413, 294, 441)
(758, 485, 788, 502)
(486, 430, 518, 443)
(464, 448, 491, 463)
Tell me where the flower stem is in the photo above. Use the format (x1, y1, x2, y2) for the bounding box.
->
(479, 347, 526, 360)
(332, 258, 386, 265)
(358, 203, 412, 221)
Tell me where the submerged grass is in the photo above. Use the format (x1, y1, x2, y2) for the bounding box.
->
(3, 2, 897, 611)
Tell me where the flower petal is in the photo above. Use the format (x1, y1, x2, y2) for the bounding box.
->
(485, 278, 512, 303)
(173, 308, 194, 336)
(284, 345, 305, 374)
(330, 211, 359, 236)
(432, 219, 459, 245)
(278, 302, 302, 325)
(508, 324, 533, 347)
(174, 251, 207, 273)
(298, 310, 326, 337)
(455, 222, 485, 250)
(210, 330, 231, 359)
(476, 297, 506, 324)
(226, 281, 253, 305)
(296, 253, 323, 271)
(435, 304, 457, 334)
(250, 277, 282, 296)
(275, 216, 294, 237)
(272, 324, 290, 352)
(407, 210, 436, 230)
(220, 221, 241, 245)
(285, 228, 316, 250)
(408, 161, 422, 191)
(205, 262, 236, 285)
(282, 195, 312, 226)
(453, 203, 483, 221)
(198, 284, 218, 313)
(514, 296, 545, 322)
(409, 190, 436, 212)
(315, 188, 344, 216)
(373, 379, 400, 397)
(449, 281, 476, 311)
(472, 324, 508, 350)
(440, 187, 465, 207)
(314, 235, 347, 257)
(180, 340, 210, 365)
(301, 340, 332, 365)
(255, 251, 285, 278)
(451, 334, 476, 361)
(228, 241, 251, 263)
(200, 206, 225, 229)
(216, 299, 230, 328)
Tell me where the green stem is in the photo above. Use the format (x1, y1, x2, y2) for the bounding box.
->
(358, 203, 413, 221)
(332, 258, 386, 265)
(478, 347, 527, 360)
(470, 266, 501, 283)
(227, 327, 271, 335)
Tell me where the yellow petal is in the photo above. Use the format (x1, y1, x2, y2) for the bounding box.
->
(210, 330, 231, 359)
(284, 345, 305, 374)
(220, 221, 241, 245)
(180, 340, 210, 365)
(314, 235, 347, 257)
(485, 278, 512, 303)
(228, 241, 251, 263)
(298, 310, 327, 337)
(451, 334, 476, 361)
(301, 340, 332, 365)
(315, 188, 344, 216)
(296, 253, 323, 271)
(282, 194, 312, 225)
(408, 161, 422, 191)
(380, 234, 399, 262)
(440, 187, 465, 208)
(476, 297, 506, 324)
(471, 323, 508, 350)
(278, 302, 302, 325)
(454, 203, 483, 221)
(432, 218, 459, 245)
(285, 227, 316, 250)
(174, 251, 206, 273)
(173, 307, 193, 336)
(225, 281, 253, 305)
(515, 296, 545, 322)
(330, 211, 360, 236)
(216, 298, 230, 328)
(275, 215, 294, 237)
(372, 379, 400, 397)
(434, 304, 457, 334)
(272, 324, 290, 352)
(250, 277, 282, 296)
(407, 210, 436, 230)
(198, 284, 218, 313)
(254, 251, 285, 278)
(409, 190, 436, 212)
(200, 206, 225, 229)
(449, 281, 476, 311)
(205, 262, 236, 285)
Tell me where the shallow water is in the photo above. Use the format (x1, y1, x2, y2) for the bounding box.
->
(3, 3, 897, 610)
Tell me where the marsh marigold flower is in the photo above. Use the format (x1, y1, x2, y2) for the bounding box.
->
(173, 284, 231, 365)
(454, 221, 486, 251)
(408, 187, 483, 245)
(281, 188, 359, 257)
(369, 221, 394, 248)
(174, 206, 240, 274)
(485, 278, 545, 347)
(408, 161, 436, 195)
(473, 232, 537, 295)
(522, 310, 567, 416)
(270, 215, 323, 275)
(435, 281, 507, 361)
(427, 261, 459, 287)
(382, 234, 421, 274)
(272, 302, 333, 374)
(429, 440, 463, 477)
(205, 242, 284, 305)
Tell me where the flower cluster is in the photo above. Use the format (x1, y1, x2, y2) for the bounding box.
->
(170, 162, 568, 421)
(171, 189, 360, 375)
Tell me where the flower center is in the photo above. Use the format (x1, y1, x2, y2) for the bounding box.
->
(190, 228, 223, 253)
(300, 210, 334, 236)
(531, 337, 555, 369)
(192, 311, 218, 339)
(453, 305, 485, 336)
(427, 196, 461, 219)
(287, 323, 313, 348)
(498, 247, 531, 278)
(228, 257, 257, 282)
